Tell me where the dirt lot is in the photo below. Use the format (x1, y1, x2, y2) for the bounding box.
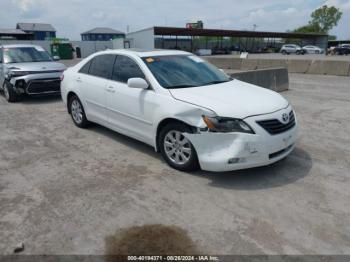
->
(0, 73, 350, 255)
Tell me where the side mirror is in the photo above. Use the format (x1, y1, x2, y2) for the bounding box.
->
(127, 78, 149, 89)
(53, 56, 60, 61)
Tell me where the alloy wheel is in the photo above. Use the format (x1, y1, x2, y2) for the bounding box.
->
(3, 85, 10, 101)
(71, 99, 83, 124)
(164, 130, 192, 165)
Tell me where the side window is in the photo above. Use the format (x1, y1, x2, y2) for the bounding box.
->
(112, 55, 145, 83)
(0, 48, 3, 63)
(79, 60, 92, 74)
(88, 54, 116, 79)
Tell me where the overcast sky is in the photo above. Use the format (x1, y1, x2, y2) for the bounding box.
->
(1, 0, 349, 40)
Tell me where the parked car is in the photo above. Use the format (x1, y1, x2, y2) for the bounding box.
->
(280, 44, 305, 55)
(302, 45, 324, 54)
(334, 44, 350, 55)
(0, 44, 66, 102)
(61, 49, 298, 172)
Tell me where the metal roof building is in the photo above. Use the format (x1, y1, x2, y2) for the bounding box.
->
(127, 26, 328, 53)
(81, 27, 125, 41)
(16, 23, 56, 40)
(0, 28, 33, 40)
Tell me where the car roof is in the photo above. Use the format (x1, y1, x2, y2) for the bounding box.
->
(94, 48, 192, 58)
(0, 44, 44, 49)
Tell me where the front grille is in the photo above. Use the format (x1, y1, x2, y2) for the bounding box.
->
(26, 78, 61, 94)
(257, 111, 295, 135)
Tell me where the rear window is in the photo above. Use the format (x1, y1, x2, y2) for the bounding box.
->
(88, 54, 116, 79)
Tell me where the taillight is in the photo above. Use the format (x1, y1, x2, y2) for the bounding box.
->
(60, 74, 64, 81)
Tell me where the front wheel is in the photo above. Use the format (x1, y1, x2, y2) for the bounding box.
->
(3, 81, 19, 103)
(69, 95, 89, 128)
(159, 123, 199, 172)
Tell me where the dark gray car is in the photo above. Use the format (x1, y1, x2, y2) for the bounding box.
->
(0, 44, 66, 102)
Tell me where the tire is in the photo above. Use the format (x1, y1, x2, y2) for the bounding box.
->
(3, 81, 18, 103)
(69, 95, 89, 128)
(159, 122, 199, 172)
(281, 50, 287, 55)
(315, 50, 320, 54)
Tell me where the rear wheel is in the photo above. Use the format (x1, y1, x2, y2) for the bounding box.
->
(69, 95, 89, 128)
(159, 123, 199, 171)
(3, 81, 18, 103)
(281, 50, 287, 55)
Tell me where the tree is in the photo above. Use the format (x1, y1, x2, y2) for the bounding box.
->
(294, 23, 322, 34)
(310, 5, 342, 33)
(292, 5, 342, 34)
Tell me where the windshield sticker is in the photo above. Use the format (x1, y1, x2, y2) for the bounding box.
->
(189, 56, 204, 63)
(34, 46, 45, 52)
(146, 57, 154, 63)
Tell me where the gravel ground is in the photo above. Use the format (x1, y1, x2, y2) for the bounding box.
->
(0, 73, 349, 255)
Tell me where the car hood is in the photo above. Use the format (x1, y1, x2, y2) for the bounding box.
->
(169, 79, 289, 119)
(6, 62, 66, 72)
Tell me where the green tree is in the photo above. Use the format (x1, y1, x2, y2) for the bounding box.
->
(310, 5, 342, 33)
(294, 23, 322, 33)
(293, 5, 342, 34)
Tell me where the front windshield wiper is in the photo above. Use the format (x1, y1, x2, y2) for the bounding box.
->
(202, 79, 233, 86)
(167, 84, 199, 89)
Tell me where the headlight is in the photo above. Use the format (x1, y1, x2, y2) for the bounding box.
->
(7, 71, 29, 78)
(202, 116, 255, 134)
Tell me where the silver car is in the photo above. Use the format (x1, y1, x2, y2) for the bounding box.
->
(280, 44, 305, 55)
(302, 45, 324, 54)
(0, 44, 66, 102)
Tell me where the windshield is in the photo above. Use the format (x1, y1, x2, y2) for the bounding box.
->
(3, 47, 53, 64)
(142, 55, 231, 89)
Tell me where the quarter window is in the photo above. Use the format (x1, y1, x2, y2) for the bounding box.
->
(88, 54, 116, 79)
(79, 60, 92, 74)
(112, 55, 145, 83)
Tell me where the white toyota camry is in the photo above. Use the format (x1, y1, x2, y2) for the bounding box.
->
(61, 49, 298, 172)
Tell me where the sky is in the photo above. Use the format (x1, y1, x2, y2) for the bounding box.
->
(0, 0, 349, 40)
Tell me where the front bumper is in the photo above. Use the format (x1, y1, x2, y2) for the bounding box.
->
(9, 72, 63, 95)
(185, 106, 298, 172)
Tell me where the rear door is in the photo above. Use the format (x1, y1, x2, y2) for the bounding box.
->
(77, 54, 116, 124)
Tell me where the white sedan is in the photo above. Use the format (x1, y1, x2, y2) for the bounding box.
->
(302, 45, 324, 54)
(61, 49, 298, 172)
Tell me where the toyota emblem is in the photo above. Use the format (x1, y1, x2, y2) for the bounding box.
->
(282, 113, 289, 124)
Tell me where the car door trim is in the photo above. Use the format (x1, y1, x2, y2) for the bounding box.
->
(105, 105, 153, 126)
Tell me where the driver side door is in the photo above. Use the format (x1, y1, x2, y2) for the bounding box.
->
(105, 55, 157, 145)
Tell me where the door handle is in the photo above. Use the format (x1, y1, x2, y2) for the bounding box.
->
(76, 77, 82, 83)
(106, 86, 115, 93)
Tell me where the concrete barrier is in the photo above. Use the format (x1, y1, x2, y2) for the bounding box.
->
(257, 59, 288, 69)
(204, 57, 241, 69)
(287, 60, 311, 73)
(307, 60, 350, 76)
(241, 59, 259, 70)
(229, 68, 289, 92)
(205, 56, 350, 77)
